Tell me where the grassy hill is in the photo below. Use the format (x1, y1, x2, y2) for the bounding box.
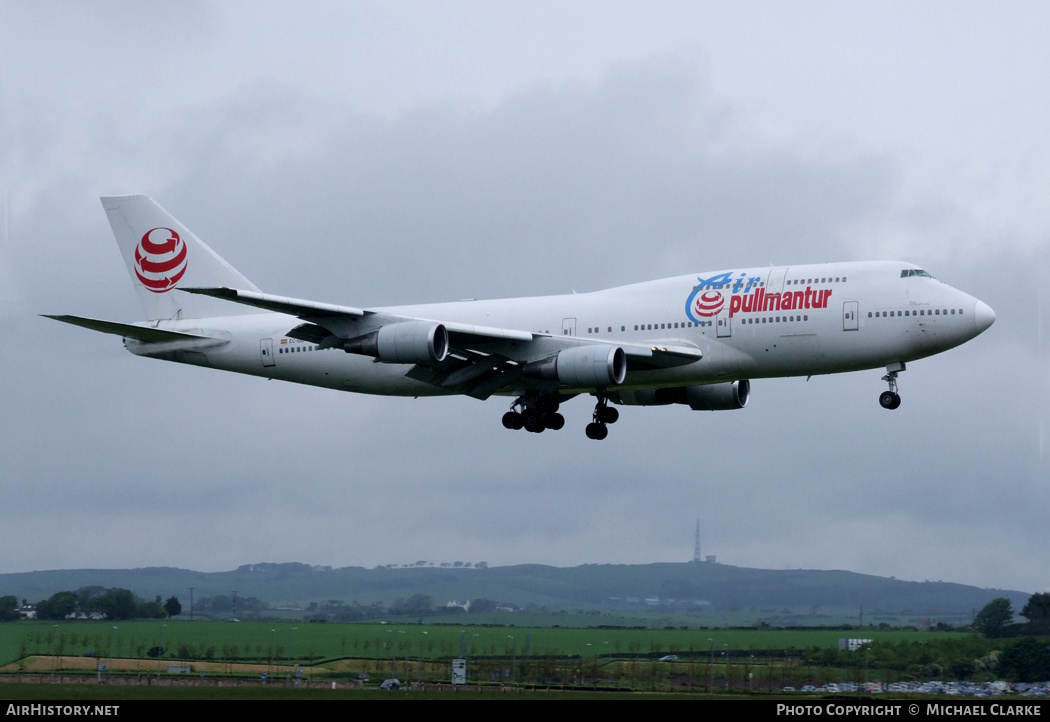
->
(1, 561, 1028, 626)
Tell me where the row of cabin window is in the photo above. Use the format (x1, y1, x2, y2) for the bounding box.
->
(788, 276, 846, 285)
(580, 322, 706, 334)
(631, 322, 708, 332)
(697, 276, 847, 291)
(583, 315, 812, 335)
(741, 315, 809, 323)
(867, 308, 964, 318)
(279, 345, 318, 353)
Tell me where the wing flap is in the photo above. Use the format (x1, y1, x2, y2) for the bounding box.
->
(287, 322, 334, 345)
(404, 350, 523, 400)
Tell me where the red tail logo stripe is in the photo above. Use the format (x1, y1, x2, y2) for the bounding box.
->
(133, 227, 188, 294)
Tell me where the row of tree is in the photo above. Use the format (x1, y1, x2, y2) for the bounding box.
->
(3, 588, 183, 621)
(799, 631, 1049, 683)
(8, 590, 500, 622)
(304, 595, 504, 622)
(191, 594, 266, 615)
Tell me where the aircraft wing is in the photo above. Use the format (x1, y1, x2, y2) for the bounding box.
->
(180, 287, 366, 319)
(181, 286, 700, 358)
(182, 286, 534, 343)
(181, 286, 702, 398)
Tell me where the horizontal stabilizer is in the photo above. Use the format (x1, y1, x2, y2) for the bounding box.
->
(42, 314, 215, 343)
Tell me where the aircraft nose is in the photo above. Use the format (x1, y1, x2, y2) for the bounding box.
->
(974, 300, 995, 333)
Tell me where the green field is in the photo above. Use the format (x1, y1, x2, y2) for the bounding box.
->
(0, 683, 748, 700)
(0, 618, 988, 697)
(1, 620, 967, 667)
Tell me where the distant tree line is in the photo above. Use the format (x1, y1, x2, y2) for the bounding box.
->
(193, 594, 267, 616)
(373, 561, 489, 569)
(304, 594, 504, 622)
(1, 588, 182, 621)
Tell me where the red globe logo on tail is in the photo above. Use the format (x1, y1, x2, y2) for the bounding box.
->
(134, 227, 187, 293)
(693, 291, 724, 317)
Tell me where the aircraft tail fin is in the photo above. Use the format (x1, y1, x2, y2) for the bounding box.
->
(102, 195, 263, 321)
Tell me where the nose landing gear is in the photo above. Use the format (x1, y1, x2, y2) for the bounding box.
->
(879, 362, 905, 410)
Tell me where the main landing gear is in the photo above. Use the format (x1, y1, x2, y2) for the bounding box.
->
(502, 394, 565, 434)
(879, 362, 905, 410)
(501, 393, 620, 439)
(585, 395, 619, 440)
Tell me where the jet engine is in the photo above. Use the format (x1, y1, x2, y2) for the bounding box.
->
(613, 380, 750, 410)
(523, 345, 627, 387)
(343, 321, 449, 364)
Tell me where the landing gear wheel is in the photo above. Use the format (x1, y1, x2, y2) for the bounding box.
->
(523, 411, 545, 433)
(504, 394, 567, 433)
(585, 422, 608, 440)
(879, 391, 901, 410)
(586, 394, 615, 439)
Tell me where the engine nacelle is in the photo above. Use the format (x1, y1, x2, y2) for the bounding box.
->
(614, 380, 750, 410)
(683, 380, 749, 410)
(523, 345, 627, 387)
(343, 322, 449, 364)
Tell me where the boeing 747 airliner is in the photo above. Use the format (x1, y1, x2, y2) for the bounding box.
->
(46, 196, 994, 439)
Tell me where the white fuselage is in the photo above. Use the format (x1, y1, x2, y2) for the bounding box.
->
(126, 260, 993, 399)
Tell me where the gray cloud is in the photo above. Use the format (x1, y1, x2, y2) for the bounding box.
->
(1, 2, 1046, 594)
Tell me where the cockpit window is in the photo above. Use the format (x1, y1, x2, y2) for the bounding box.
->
(900, 269, 934, 279)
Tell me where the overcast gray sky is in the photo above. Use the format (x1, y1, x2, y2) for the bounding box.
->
(1, 1, 1046, 595)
